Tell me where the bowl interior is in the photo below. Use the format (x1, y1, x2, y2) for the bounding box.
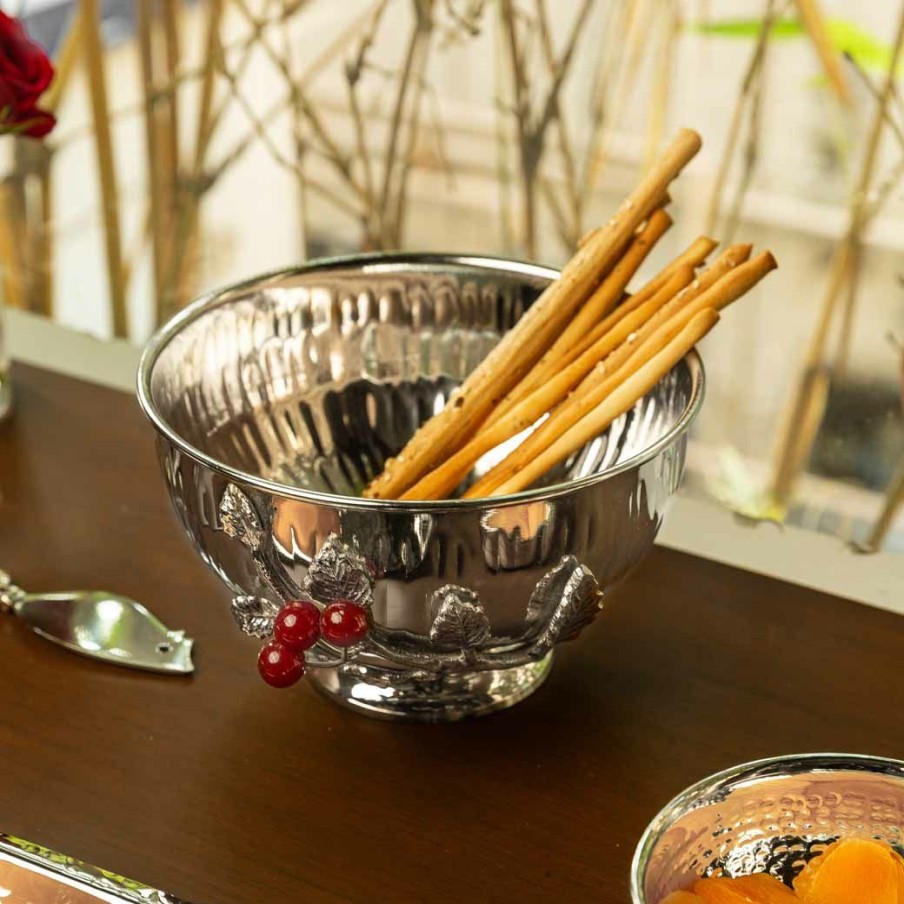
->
(634, 755, 904, 903)
(145, 257, 699, 499)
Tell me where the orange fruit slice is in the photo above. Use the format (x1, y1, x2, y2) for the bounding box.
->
(793, 838, 898, 904)
(660, 892, 707, 904)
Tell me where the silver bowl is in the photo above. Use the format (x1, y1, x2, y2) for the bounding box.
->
(137, 253, 704, 721)
(632, 753, 904, 903)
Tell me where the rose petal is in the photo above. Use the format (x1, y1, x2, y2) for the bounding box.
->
(0, 12, 55, 107)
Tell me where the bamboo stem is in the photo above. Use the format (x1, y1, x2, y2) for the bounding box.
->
(162, 0, 182, 180)
(137, 0, 166, 320)
(26, 10, 88, 321)
(644, 0, 680, 172)
(82, 0, 128, 338)
(35, 148, 53, 317)
(179, 0, 223, 301)
(860, 452, 904, 552)
(794, 0, 851, 106)
(44, 6, 85, 112)
(194, 0, 223, 162)
(768, 0, 904, 508)
(0, 182, 26, 311)
(159, 0, 182, 307)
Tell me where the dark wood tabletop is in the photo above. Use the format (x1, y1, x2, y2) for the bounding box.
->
(2, 362, 903, 904)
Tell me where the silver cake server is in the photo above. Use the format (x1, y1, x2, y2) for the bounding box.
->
(0, 569, 194, 674)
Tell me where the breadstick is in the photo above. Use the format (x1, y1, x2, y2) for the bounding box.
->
(487, 309, 721, 497)
(486, 208, 673, 427)
(404, 265, 696, 500)
(564, 234, 720, 369)
(571, 242, 753, 398)
(465, 253, 776, 498)
(460, 266, 695, 499)
(363, 129, 703, 499)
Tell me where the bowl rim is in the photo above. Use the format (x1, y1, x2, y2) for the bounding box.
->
(137, 251, 706, 512)
(630, 751, 904, 904)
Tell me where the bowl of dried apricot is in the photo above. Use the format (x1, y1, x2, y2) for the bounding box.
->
(632, 753, 904, 904)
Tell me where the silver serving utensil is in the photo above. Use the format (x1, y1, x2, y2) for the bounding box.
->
(0, 569, 194, 674)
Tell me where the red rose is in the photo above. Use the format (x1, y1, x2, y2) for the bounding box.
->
(0, 12, 55, 139)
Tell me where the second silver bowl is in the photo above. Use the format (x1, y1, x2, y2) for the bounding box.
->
(632, 753, 904, 903)
(138, 254, 704, 721)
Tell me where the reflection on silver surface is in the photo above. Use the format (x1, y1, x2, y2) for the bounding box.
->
(0, 570, 194, 674)
(631, 753, 904, 903)
(0, 833, 189, 903)
(138, 253, 704, 720)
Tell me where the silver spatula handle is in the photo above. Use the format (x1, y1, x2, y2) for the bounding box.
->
(0, 569, 194, 674)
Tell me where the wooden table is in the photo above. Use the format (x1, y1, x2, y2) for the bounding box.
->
(2, 363, 903, 904)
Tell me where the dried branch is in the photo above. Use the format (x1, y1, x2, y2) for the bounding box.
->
(493, 17, 515, 252)
(832, 54, 904, 373)
(580, 0, 651, 205)
(379, 0, 436, 247)
(274, 0, 309, 259)
(645, 0, 681, 171)
(705, 0, 778, 235)
(500, 0, 595, 257)
(724, 49, 767, 241)
(442, 0, 485, 38)
(425, 79, 455, 188)
(230, 0, 367, 200)
(533, 0, 594, 140)
(539, 176, 573, 249)
(536, 0, 580, 242)
(345, 0, 390, 236)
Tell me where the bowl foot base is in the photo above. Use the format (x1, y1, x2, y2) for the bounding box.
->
(308, 653, 554, 723)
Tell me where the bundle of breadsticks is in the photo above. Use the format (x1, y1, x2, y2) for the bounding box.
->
(364, 128, 777, 501)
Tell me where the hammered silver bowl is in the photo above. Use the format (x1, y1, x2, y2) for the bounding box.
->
(137, 253, 704, 721)
(632, 753, 904, 903)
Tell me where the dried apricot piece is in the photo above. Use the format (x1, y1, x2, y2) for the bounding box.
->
(893, 850, 904, 904)
(660, 892, 708, 904)
(727, 873, 798, 902)
(794, 838, 898, 904)
(692, 877, 761, 903)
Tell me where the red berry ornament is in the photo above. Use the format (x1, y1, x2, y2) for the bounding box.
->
(257, 640, 305, 688)
(321, 601, 369, 647)
(274, 600, 321, 651)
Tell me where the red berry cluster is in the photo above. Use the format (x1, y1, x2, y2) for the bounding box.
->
(257, 599, 370, 688)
